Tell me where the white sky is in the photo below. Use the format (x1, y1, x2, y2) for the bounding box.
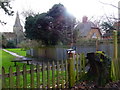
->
(0, 0, 119, 32)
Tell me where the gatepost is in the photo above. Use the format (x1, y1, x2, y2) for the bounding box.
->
(67, 49, 75, 88)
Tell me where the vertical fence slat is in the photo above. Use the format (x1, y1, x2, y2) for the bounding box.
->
(42, 62, 45, 88)
(23, 64, 27, 88)
(65, 60, 68, 88)
(112, 30, 119, 81)
(52, 61, 55, 88)
(30, 64, 34, 88)
(82, 53, 86, 75)
(16, 65, 20, 88)
(80, 53, 86, 78)
(47, 62, 50, 88)
(9, 66, 14, 88)
(79, 54, 82, 79)
(57, 61, 60, 88)
(76, 54, 79, 82)
(36, 64, 40, 88)
(68, 54, 75, 88)
(61, 60, 64, 88)
(118, 59, 120, 79)
(113, 30, 118, 59)
(2, 67, 6, 88)
(80, 53, 83, 77)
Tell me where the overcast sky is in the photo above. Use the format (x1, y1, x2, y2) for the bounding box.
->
(0, 0, 119, 32)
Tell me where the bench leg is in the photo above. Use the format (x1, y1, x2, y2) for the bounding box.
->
(14, 62, 17, 66)
(27, 61, 29, 65)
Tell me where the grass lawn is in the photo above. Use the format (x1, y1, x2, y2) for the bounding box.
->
(6, 48, 26, 56)
(1, 48, 27, 72)
(1, 49, 28, 73)
(1, 49, 38, 87)
(1, 49, 16, 69)
(1, 48, 66, 88)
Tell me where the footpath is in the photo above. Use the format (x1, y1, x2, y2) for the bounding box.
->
(3, 49, 24, 58)
(2, 49, 42, 65)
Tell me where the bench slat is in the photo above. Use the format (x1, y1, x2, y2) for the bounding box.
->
(11, 60, 32, 66)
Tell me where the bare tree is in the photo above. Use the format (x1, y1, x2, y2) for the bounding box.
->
(21, 9, 36, 18)
(0, 0, 14, 25)
(99, 1, 120, 10)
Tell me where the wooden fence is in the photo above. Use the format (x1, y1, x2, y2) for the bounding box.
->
(1, 53, 87, 89)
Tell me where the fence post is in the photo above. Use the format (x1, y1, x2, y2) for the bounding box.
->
(30, 64, 34, 88)
(111, 30, 120, 80)
(76, 54, 79, 82)
(61, 60, 65, 88)
(81, 53, 86, 76)
(67, 51, 75, 88)
(23, 64, 27, 88)
(52, 61, 55, 88)
(47, 62, 50, 88)
(57, 61, 60, 88)
(79, 54, 82, 79)
(16, 65, 20, 88)
(36, 64, 40, 88)
(113, 30, 118, 59)
(42, 62, 45, 89)
(9, 66, 14, 88)
(65, 60, 68, 88)
(2, 67, 6, 88)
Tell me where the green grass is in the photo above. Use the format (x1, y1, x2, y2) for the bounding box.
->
(6, 48, 26, 56)
(1, 49, 30, 87)
(1, 48, 66, 88)
(1, 49, 17, 70)
(1, 48, 27, 72)
(1, 49, 29, 73)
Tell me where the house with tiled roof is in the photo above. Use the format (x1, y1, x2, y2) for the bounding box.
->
(75, 16, 102, 39)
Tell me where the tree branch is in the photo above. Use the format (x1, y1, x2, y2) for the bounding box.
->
(99, 1, 120, 9)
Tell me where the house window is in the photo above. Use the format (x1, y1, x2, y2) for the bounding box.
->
(92, 33, 97, 38)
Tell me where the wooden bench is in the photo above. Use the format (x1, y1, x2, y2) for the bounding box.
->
(11, 59, 32, 66)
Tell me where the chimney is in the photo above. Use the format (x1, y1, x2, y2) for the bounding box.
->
(82, 16, 88, 23)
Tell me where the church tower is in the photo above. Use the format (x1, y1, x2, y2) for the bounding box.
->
(13, 12, 24, 44)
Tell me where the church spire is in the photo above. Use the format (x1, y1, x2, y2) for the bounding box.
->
(14, 12, 22, 27)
